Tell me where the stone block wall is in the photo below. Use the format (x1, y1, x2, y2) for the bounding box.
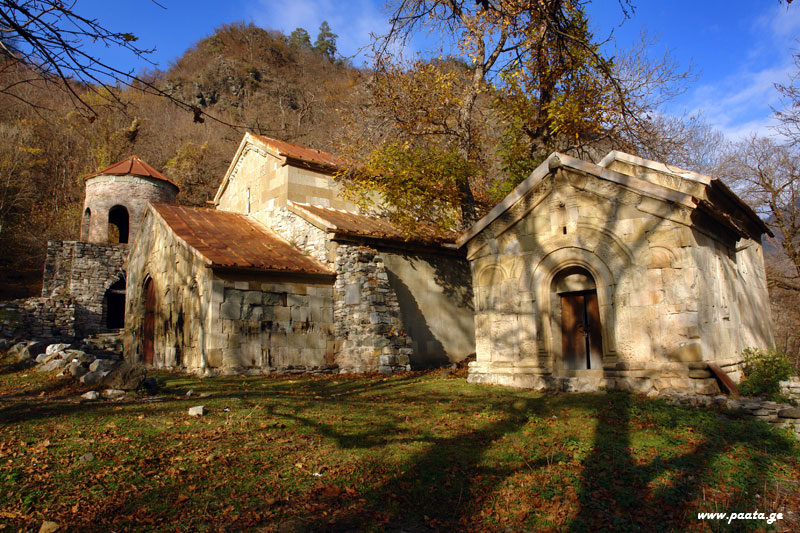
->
(124, 211, 212, 370)
(83, 175, 177, 243)
(13, 240, 128, 341)
(334, 245, 413, 373)
(206, 278, 335, 374)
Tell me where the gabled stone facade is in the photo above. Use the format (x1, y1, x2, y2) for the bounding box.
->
(459, 152, 774, 394)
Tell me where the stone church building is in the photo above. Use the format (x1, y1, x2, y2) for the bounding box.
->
(458, 151, 774, 394)
(28, 131, 773, 393)
(123, 133, 475, 374)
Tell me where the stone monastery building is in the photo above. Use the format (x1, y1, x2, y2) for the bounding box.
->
(41, 132, 774, 395)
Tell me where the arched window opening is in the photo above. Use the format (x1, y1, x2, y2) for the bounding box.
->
(104, 277, 126, 329)
(108, 205, 130, 244)
(81, 208, 91, 241)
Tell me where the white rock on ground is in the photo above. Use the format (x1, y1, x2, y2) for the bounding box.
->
(188, 405, 205, 417)
(45, 343, 70, 355)
(81, 391, 100, 400)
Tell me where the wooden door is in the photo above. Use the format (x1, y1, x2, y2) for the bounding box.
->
(560, 290, 602, 370)
(143, 279, 155, 366)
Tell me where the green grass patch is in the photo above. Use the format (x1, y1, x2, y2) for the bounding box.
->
(0, 368, 797, 531)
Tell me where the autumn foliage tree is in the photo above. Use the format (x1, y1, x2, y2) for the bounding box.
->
(337, 0, 689, 230)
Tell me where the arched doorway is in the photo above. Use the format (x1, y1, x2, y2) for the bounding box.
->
(143, 278, 155, 365)
(553, 267, 603, 371)
(108, 205, 130, 244)
(104, 277, 126, 329)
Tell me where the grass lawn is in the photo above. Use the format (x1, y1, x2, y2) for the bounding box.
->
(0, 363, 798, 532)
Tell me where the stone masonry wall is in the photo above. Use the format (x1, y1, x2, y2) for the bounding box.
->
(0, 298, 76, 341)
(262, 206, 331, 265)
(208, 277, 336, 374)
(334, 245, 413, 373)
(8, 240, 129, 342)
(41, 241, 127, 338)
(83, 175, 177, 243)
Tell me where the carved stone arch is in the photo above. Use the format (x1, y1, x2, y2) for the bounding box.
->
(522, 236, 631, 365)
(647, 245, 678, 269)
(476, 264, 507, 287)
(475, 264, 507, 312)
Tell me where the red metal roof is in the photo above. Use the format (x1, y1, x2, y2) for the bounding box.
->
(289, 203, 458, 246)
(87, 155, 179, 189)
(251, 134, 342, 169)
(150, 203, 333, 275)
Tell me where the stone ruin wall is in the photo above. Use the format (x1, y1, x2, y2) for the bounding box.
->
(3, 241, 127, 342)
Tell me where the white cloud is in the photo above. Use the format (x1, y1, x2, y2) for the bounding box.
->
(755, 3, 800, 43)
(681, 63, 791, 140)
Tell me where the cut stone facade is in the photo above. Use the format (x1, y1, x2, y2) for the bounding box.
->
(459, 152, 774, 395)
(124, 208, 337, 374)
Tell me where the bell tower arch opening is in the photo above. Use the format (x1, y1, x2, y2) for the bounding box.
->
(108, 205, 130, 244)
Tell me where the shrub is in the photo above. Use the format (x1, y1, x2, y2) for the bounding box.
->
(738, 348, 795, 400)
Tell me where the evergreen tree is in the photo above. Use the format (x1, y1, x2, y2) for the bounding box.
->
(289, 27, 311, 48)
(314, 21, 337, 59)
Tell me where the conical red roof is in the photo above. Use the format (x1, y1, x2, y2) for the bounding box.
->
(86, 155, 179, 189)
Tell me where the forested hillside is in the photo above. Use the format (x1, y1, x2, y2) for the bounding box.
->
(0, 23, 367, 298)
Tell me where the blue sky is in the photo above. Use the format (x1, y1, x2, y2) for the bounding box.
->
(77, 0, 800, 141)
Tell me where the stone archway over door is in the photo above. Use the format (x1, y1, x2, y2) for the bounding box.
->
(560, 290, 602, 370)
(143, 279, 155, 365)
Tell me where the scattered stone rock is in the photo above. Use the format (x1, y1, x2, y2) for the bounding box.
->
(89, 359, 115, 373)
(8, 341, 46, 363)
(188, 405, 205, 417)
(80, 370, 106, 386)
(64, 349, 91, 364)
(38, 359, 67, 373)
(39, 521, 60, 533)
(102, 362, 146, 390)
(103, 389, 126, 398)
(186, 389, 195, 397)
(45, 343, 70, 356)
(81, 391, 100, 400)
(68, 362, 88, 378)
(78, 452, 95, 464)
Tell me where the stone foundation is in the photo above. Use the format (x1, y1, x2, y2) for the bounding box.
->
(467, 356, 746, 396)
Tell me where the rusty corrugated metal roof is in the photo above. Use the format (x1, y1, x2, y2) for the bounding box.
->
(251, 134, 342, 169)
(87, 155, 179, 189)
(150, 203, 333, 275)
(289, 202, 458, 246)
